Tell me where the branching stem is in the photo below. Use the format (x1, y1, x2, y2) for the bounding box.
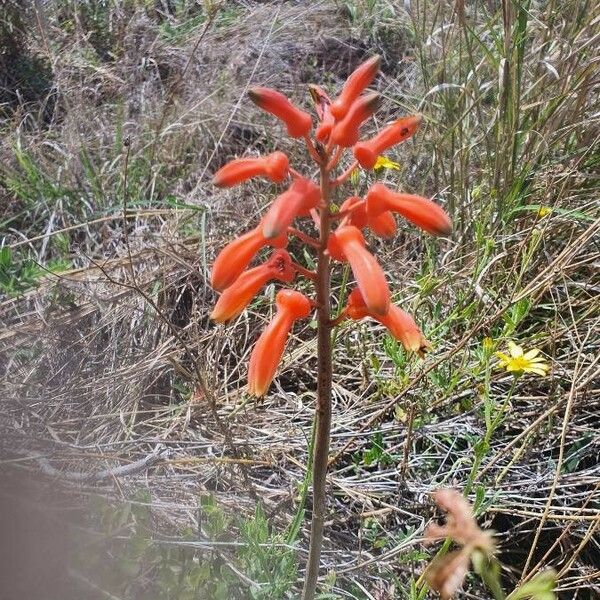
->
(292, 262, 318, 281)
(288, 227, 320, 248)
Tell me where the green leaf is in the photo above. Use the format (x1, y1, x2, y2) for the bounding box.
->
(506, 570, 556, 600)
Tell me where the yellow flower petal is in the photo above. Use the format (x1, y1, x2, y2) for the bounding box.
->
(374, 155, 401, 171)
(525, 367, 548, 376)
(495, 342, 548, 377)
(537, 206, 552, 218)
(508, 341, 523, 358)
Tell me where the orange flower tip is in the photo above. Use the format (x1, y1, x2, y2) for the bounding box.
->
(247, 87, 270, 106)
(330, 92, 382, 147)
(330, 55, 382, 120)
(276, 289, 312, 319)
(212, 152, 290, 187)
(433, 219, 453, 237)
(211, 268, 234, 293)
(210, 226, 268, 291)
(209, 308, 227, 324)
(248, 87, 312, 138)
(247, 380, 268, 397)
(366, 184, 452, 237)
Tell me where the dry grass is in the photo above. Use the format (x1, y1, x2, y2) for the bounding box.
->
(1, 1, 599, 599)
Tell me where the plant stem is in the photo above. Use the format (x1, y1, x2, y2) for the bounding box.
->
(302, 159, 333, 600)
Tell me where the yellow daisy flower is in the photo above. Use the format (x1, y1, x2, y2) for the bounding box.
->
(373, 155, 401, 171)
(537, 206, 552, 218)
(495, 341, 549, 376)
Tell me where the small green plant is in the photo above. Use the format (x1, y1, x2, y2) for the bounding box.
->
(238, 504, 298, 599)
(79, 492, 303, 600)
(0, 246, 69, 297)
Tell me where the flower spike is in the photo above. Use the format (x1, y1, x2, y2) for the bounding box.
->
(247, 289, 312, 396)
(330, 92, 382, 148)
(353, 114, 423, 169)
(331, 226, 390, 316)
(211, 224, 287, 292)
(262, 177, 321, 239)
(346, 288, 430, 354)
(330, 55, 381, 120)
(248, 87, 312, 138)
(213, 152, 289, 187)
(210, 250, 295, 323)
(366, 183, 452, 236)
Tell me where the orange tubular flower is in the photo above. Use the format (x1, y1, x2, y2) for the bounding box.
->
(248, 87, 312, 138)
(211, 224, 287, 292)
(346, 288, 430, 354)
(262, 177, 321, 239)
(369, 211, 397, 238)
(366, 183, 452, 236)
(331, 226, 390, 316)
(330, 55, 381, 120)
(213, 152, 289, 187)
(352, 114, 423, 169)
(340, 197, 397, 239)
(247, 289, 312, 396)
(330, 92, 382, 147)
(210, 250, 295, 323)
(340, 196, 368, 227)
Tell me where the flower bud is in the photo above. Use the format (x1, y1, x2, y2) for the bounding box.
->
(339, 197, 396, 239)
(210, 250, 294, 323)
(330, 55, 381, 120)
(366, 183, 452, 236)
(247, 289, 312, 396)
(330, 92, 382, 147)
(248, 87, 312, 138)
(346, 288, 430, 354)
(213, 152, 289, 187)
(353, 114, 422, 169)
(369, 211, 397, 238)
(262, 177, 321, 239)
(333, 226, 390, 316)
(211, 224, 287, 292)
